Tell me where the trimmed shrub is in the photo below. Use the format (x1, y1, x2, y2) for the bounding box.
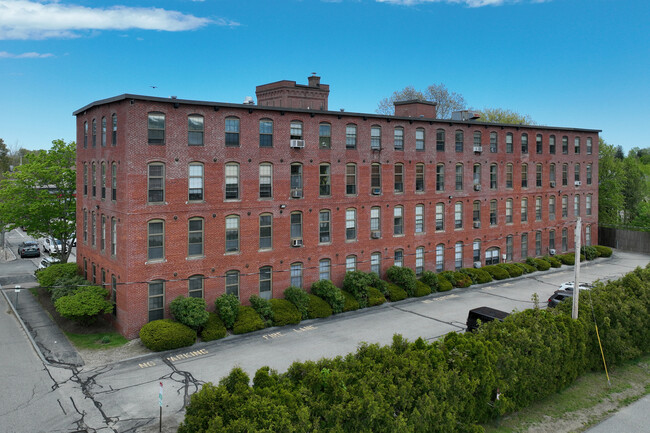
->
(594, 245, 613, 257)
(215, 294, 240, 329)
(310, 280, 345, 314)
(366, 272, 388, 295)
(557, 253, 586, 265)
(140, 319, 196, 352)
(284, 286, 310, 320)
(452, 271, 472, 288)
(440, 271, 457, 286)
(581, 245, 598, 261)
(414, 280, 432, 297)
(386, 266, 417, 296)
(269, 299, 302, 326)
(37, 262, 78, 288)
(497, 263, 523, 278)
(200, 312, 227, 341)
(342, 271, 372, 308)
(460, 268, 493, 285)
(249, 295, 274, 327)
(420, 271, 439, 290)
(546, 256, 562, 268)
(385, 282, 408, 301)
(340, 290, 360, 312)
(54, 285, 113, 324)
(437, 275, 453, 291)
(308, 294, 333, 319)
(170, 296, 209, 330)
(526, 257, 551, 271)
(483, 265, 510, 280)
(50, 274, 89, 302)
(232, 306, 266, 335)
(367, 287, 386, 306)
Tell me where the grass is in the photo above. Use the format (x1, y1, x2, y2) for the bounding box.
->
(65, 331, 128, 349)
(483, 354, 650, 433)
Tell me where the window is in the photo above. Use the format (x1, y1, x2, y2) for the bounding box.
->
(83, 163, 88, 196)
(319, 123, 331, 149)
(455, 242, 463, 270)
(148, 163, 164, 203)
(455, 164, 464, 191)
(319, 210, 331, 243)
(101, 117, 107, 147)
(473, 131, 482, 152)
(435, 203, 444, 231)
(586, 195, 592, 216)
(562, 136, 568, 154)
(147, 220, 164, 260)
(550, 163, 556, 184)
(506, 133, 513, 153)
(574, 195, 580, 216)
(473, 240, 481, 263)
(506, 164, 513, 189)
(549, 196, 556, 220)
(587, 137, 593, 155)
(436, 244, 444, 272)
(346, 255, 357, 272)
(536, 134, 542, 154)
(319, 260, 331, 281)
(394, 127, 404, 150)
(83, 209, 88, 243)
(344, 163, 357, 195)
(91, 211, 96, 247)
(490, 200, 497, 226)
(490, 131, 497, 153)
(436, 164, 445, 191)
(535, 196, 542, 221)
(486, 247, 500, 265)
(562, 195, 568, 217)
(225, 270, 239, 298)
(188, 115, 204, 146)
(549, 230, 556, 251)
(521, 164, 528, 188)
(454, 202, 463, 229)
(259, 213, 273, 249)
(148, 280, 164, 322)
(111, 163, 117, 201)
(562, 228, 568, 251)
(585, 225, 591, 246)
(101, 214, 106, 251)
(521, 197, 528, 222)
(225, 215, 239, 253)
(415, 164, 425, 192)
(84, 121, 88, 148)
(394, 206, 404, 235)
(574, 137, 581, 154)
(521, 133, 528, 154)
(290, 121, 303, 140)
(189, 275, 204, 298)
(575, 164, 581, 182)
(371, 126, 381, 150)
(536, 164, 542, 187)
(549, 135, 556, 154)
(225, 117, 240, 147)
(415, 204, 424, 233)
(291, 212, 302, 240)
(188, 217, 204, 257)
(291, 163, 303, 196)
(370, 207, 381, 236)
(371, 163, 382, 192)
(436, 129, 445, 152)
(111, 217, 116, 256)
(259, 119, 273, 147)
(521, 233, 528, 259)
(389, 163, 403, 193)
(92, 118, 97, 147)
(562, 164, 568, 186)
(189, 163, 204, 201)
(91, 162, 96, 197)
(394, 250, 403, 268)
(473, 164, 481, 187)
(489, 164, 497, 189)
(290, 263, 303, 288)
(225, 163, 239, 200)
(506, 236, 513, 261)
(473, 200, 481, 224)
(415, 247, 424, 275)
(371, 252, 381, 275)
(112, 114, 117, 146)
(148, 113, 165, 145)
(319, 163, 331, 196)
(506, 199, 513, 224)
(259, 163, 272, 198)
(455, 130, 464, 152)
(346, 124, 357, 149)
(586, 164, 592, 185)
(416, 128, 425, 151)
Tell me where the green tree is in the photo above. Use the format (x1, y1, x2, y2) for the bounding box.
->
(0, 138, 10, 176)
(0, 139, 76, 262)
(475, 107, 536, 125)
(377, 83, 466, 118)
(598, 138, 625, 225)
(621, 155, 646, 223)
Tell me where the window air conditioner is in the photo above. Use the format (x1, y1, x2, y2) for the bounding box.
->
(291, 238, 303, 247)
(473, 184, 481, 191)
(473, 146, 482, 153)
(549, 249, 556, 256)
(574, 181, 581, 186)
(473, 261, 482, 269)
(290, 139, 305, 148)
(291, 189, 303, 198)
(371, 231, 381, 239)
(550, 181, 556, 188)
(371, 188, 381, 195)
(473, 221, 481, 229)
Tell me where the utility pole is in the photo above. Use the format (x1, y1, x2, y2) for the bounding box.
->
(572, 217, 582, 320)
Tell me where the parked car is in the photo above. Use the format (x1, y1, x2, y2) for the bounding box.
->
(557, 281, 593, 292)
(38, 256, 61, 270)
(42, 238, 63, 254)
(69, 234, 76, 248)
(18, 241, 40, 258)
(547, 290, 573, 308)
(466, 306, 510, 332)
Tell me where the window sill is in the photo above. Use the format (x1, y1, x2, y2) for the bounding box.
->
(224, 251, 240, 255)
(258, 248, 272, 252)
(147, 202, 168, 205)
(187, 255, 205, 261)
(187, 200, 206, 204)
(145, 259, 166, 265)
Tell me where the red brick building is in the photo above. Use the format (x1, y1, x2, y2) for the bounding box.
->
(74, 76, 599, 338)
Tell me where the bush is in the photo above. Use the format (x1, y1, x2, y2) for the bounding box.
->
(545, 256, 562, 268)
(497, 263, 523, 278)
(483, 265, 510, 280)
(414, 280, 432, 296)
(526, 257, 551, 271)
(581, 245, 598, 261)
(170, 296, 209, 330)
(340, 290, 360, 312)
(37, 262, 78, 288)
(460, 268, 493, 285)
(452, 271, 472, 288)
(386, 266, 417, 296)
(215, 294, 240, 329)
(557, 253, 586, 265)
(437, 275, 453, 291)
(420, 271, 439, 290)
(50, 274, 89, 302)
(342, 271, 373, 307)
(517, 262, 537, 273)
(54, 285, 113, 324)
(284, 286, 310, 320)
(140, 319, 196, 352)
(249, 295, 274, 327)
(366, 272, 388, 295)
(310, 280, 345, 314)
(269, 299, 302, 326)
(308, 294, 333, 319)
(385, 282, 408, 301)
(440, 271, 457, 286)
(594, 245, 613, 257)
(232, 306, 266, 335)
(367, 287, 386, 306)
(200, 313, 227, 341)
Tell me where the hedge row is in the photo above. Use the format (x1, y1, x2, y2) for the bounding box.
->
(179, 262, 650, 433)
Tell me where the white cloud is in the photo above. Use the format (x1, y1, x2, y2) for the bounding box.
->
(376, 0, 543, 7)
(0, 50, 54, 57)
(0, 0, 236, 40)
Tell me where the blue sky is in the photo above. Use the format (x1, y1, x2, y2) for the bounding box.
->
(1, 0, 648, 152)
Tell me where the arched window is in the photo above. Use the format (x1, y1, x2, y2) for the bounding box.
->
(225, 215, 240, 253)
(436, 128, 446, 152)
(225, 163, 239, 200)
(225, 117, 240, 147)
(346, 124, 357, 149)
(188, 217, 204, 257)
(225, 270, 240, 298)
(259, 267, 272, 300)
(188, 275, 204, 298)
(147, 219, 164, 260)
(147, 112, 165, 145)
(394, 126, 404, 150)
(189, 162, 204, 201)
(346, 163, 357, 195)
(346, 255, 357, 272)
(259, 119, 273, 147)
(455, 242, 463, 270)
(393, 250, 403, 267)
(455, 129, 464, 152)
(415, 128, 425, 151)
(489, 131, 497, 153)
(188, 114, 204, 146)
(259, 213, 273, 250)
(259, 163, 273, 198)
(485, 247, 500, 265)
(415, 247, 425, 275)
(148, 162, 165, 203)
(319, 122, 331, 148)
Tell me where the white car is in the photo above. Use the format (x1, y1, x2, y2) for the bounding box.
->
(42, 238, 63, 254)
(558, 281, 593, 292)
(38, 256, 62, 270)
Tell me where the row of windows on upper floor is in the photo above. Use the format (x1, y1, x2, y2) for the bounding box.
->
(82, 112, 595, 155)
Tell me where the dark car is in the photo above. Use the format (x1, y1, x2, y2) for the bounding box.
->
(466, 307, 510, 332)
(547, 290, 573, 308)
(18, 241, 41, 258)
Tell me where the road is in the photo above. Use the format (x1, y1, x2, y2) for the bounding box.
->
(0, 230, 648, 432)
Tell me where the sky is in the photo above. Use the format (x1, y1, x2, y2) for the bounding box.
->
(0, 0, 648, 153)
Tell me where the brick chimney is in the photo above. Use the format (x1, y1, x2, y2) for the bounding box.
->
(308, 75, 321, 87)
(256, 76, 330, 110)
